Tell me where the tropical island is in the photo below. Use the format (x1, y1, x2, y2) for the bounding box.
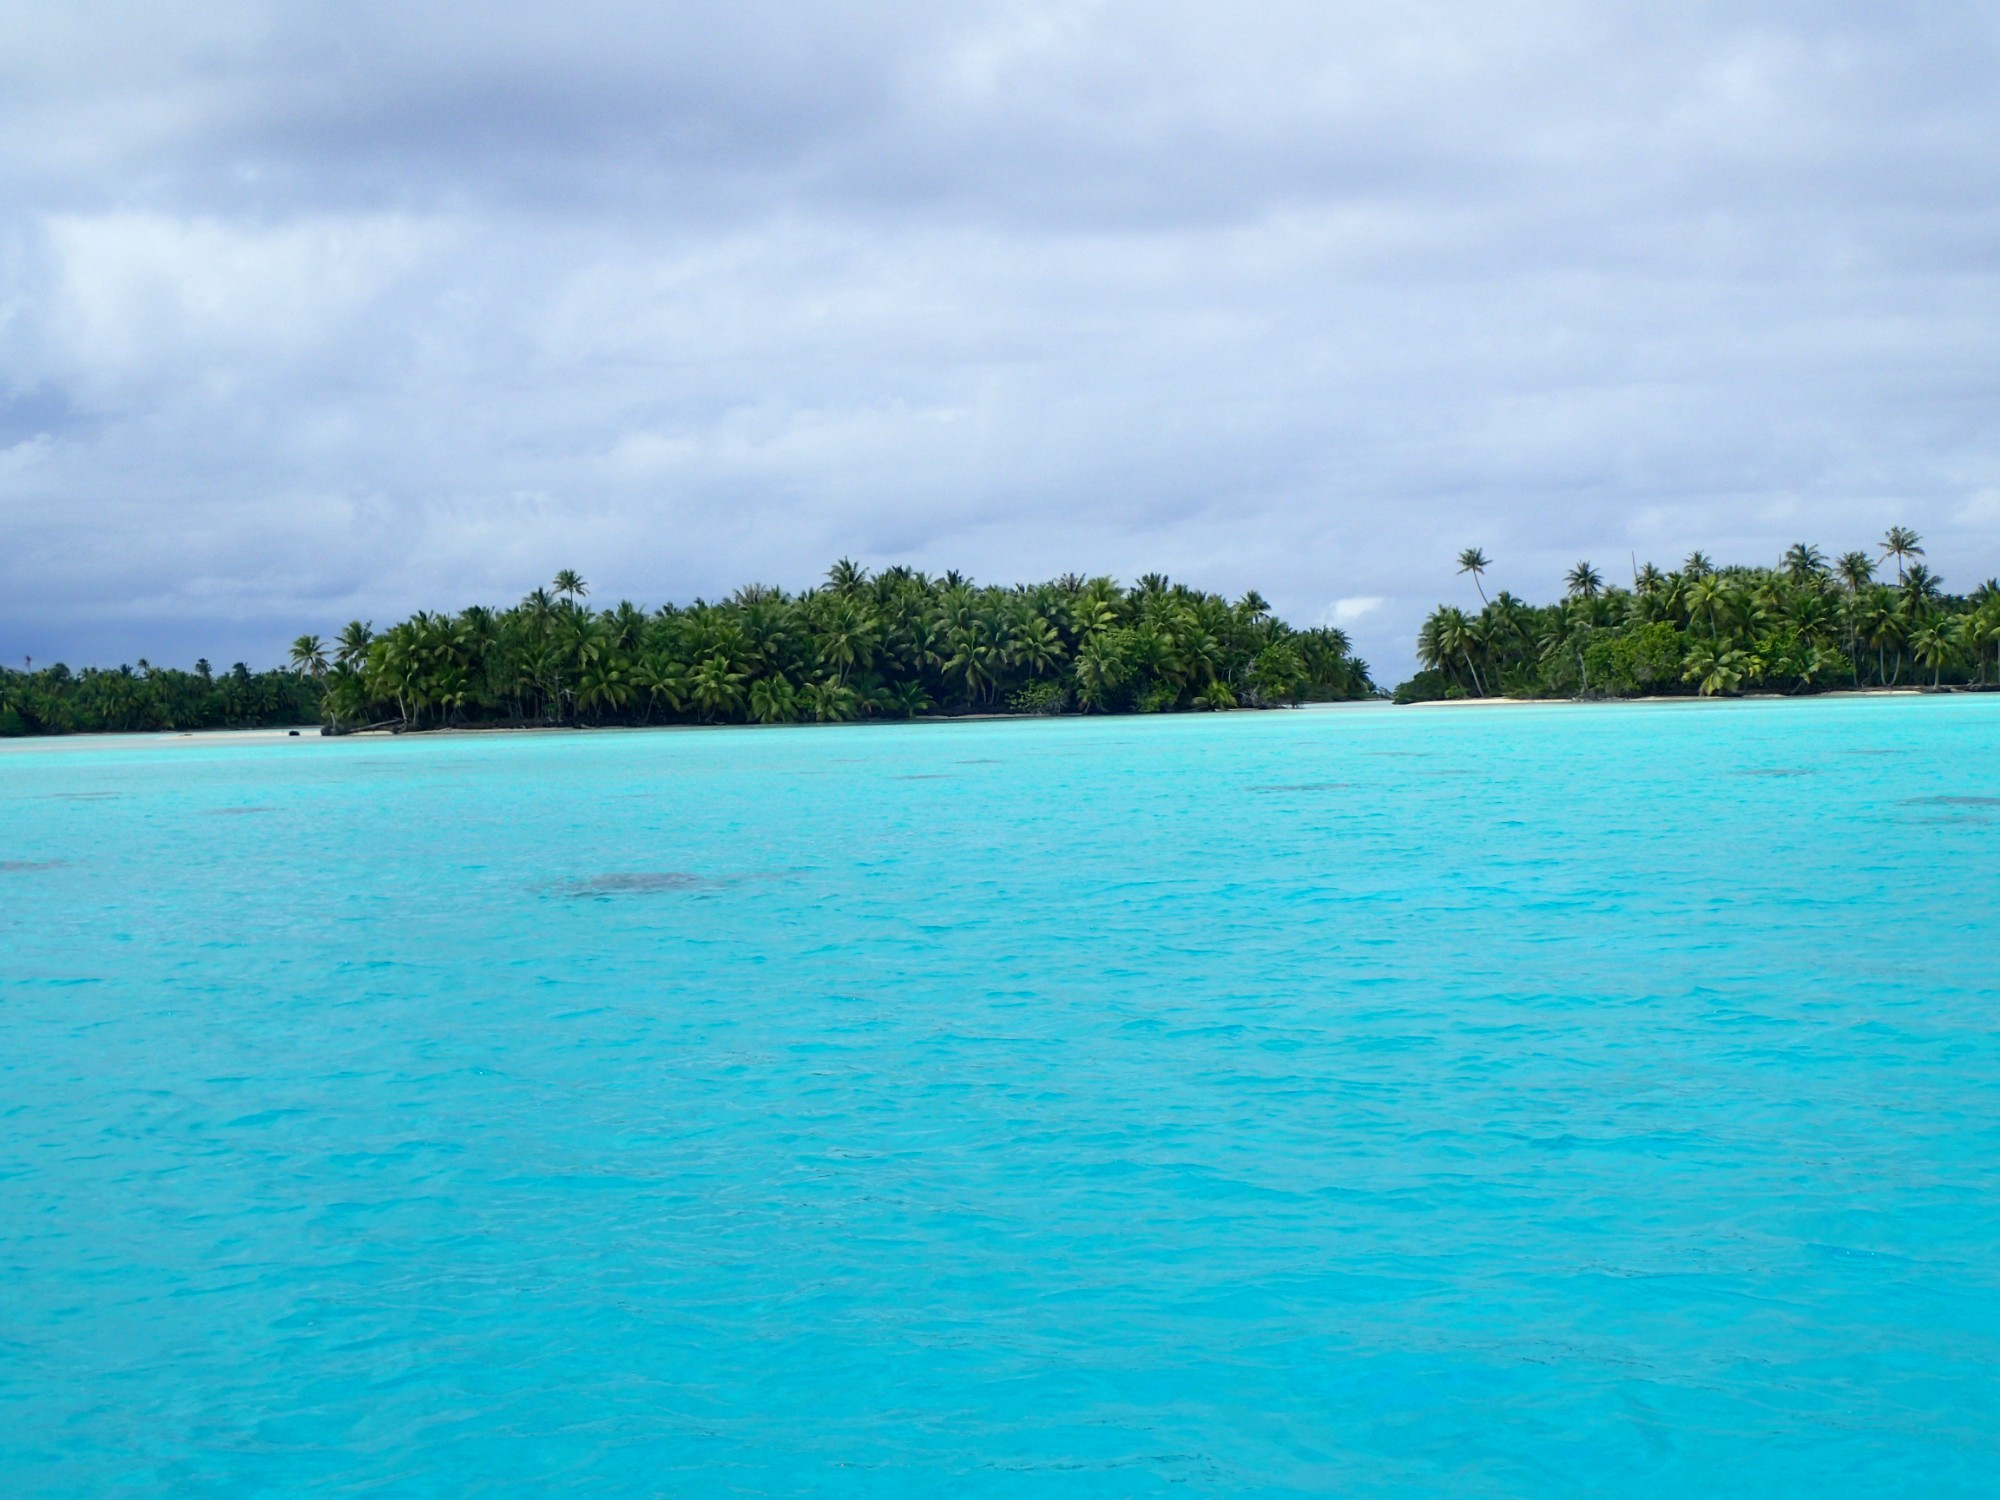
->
(7, 532, 1995, 737)
(1404, 530, 2000, 702)
(0, 564, 1372, 736)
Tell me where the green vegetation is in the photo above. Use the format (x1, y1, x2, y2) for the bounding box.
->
(1401, 530, 2000, 702)
(0, 659, 320, 736)
(309, 564, 1372, 731)
(1, 563, 1374, 737)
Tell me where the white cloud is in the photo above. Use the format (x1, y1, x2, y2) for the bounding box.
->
(35, 213, 433, 389)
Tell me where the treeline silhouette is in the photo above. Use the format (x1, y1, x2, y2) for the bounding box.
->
(1407, 531, 2000, 700)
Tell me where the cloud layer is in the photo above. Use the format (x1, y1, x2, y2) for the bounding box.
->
(4, 1, 1998, 677)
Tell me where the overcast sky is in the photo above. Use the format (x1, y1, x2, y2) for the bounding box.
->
(3, 2, 1996, 679)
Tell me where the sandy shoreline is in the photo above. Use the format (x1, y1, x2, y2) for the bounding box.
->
(2, 687, 1980, 751)
(1402, 687, 1941, 709)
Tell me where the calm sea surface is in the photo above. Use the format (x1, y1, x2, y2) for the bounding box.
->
(3, 698, 1999, 1496)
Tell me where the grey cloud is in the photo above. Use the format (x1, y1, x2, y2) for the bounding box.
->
(2, 1, 1998, 678)
(0, 384, 77, 447)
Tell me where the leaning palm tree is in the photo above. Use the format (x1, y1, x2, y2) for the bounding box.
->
(1456, 547, 1492, 605)
(1881, 526, 1923, 582)
(1427, 606, 1485, 696)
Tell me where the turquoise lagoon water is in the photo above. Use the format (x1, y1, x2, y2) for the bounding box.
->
(3, 698, 1999, 1496)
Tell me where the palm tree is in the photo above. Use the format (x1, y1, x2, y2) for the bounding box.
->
(553, 569, 589, 602)
(944, 614, 1005, 703)
(575, 657, 634, 720)
(1969, 598, 2000, 684)
(1682, 643, 1752, 697)
(1073, 633, 1127, 711)
(288, 634, 328, 678)
(827, 558, 869, 595)
(747, 676, 797, 723)
(1881, 527, 1922, 582)
(1682, 551, 1715, 578)
(1456, 547, 1492, 605)
(1020, 614, 1066, 673)
(814, 596, 880, 685)
(1910, 617, 1962, 687)
(800, 678, 860, 722)
(888, 680, 933, 717)
(1836, 551, 1875, 592)
(1862, 593, 1906, 685)
(632, 656, 684, 722)
(1781, 543, 1827, 583)
(1423, 606, 1485, 696)
(334, 622, 374, 670)
(1901, 562, 1944, 612)
(1565, 561, 1603, 600)
(1684, 575, 1729, 639)
(687, 654, 746, 721)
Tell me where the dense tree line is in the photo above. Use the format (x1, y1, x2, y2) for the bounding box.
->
(1401, 531, 2000, 701)
(285, 564, 1371, 732)
(0, 659, 321, 736)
